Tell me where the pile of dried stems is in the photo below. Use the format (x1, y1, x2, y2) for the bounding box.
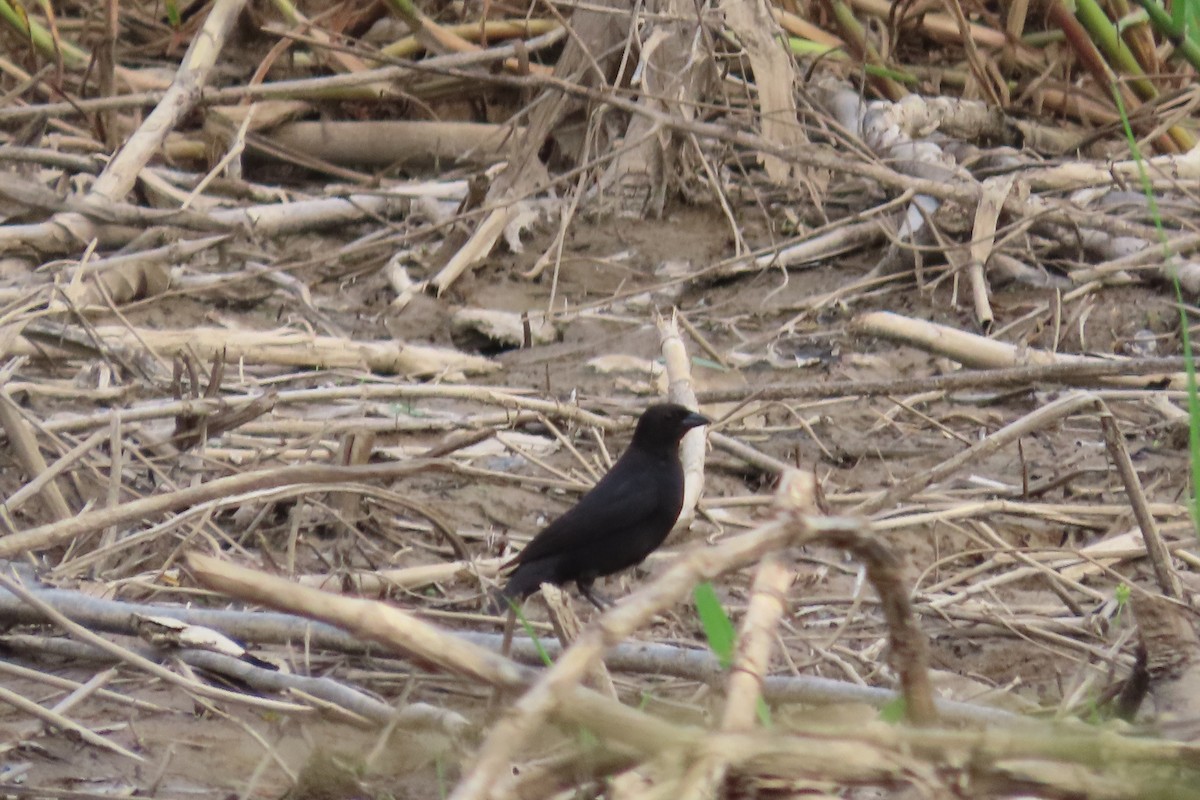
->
(0, 0, 1198, 797)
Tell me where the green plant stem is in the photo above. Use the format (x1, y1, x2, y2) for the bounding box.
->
(1050, 0, 1193, 151)
(513, 603, 553, 666)
(0, 0, 88, 68)
(1077, 0, 1197, 149)
(822, 0, 907, 100)
(267, 0, 301, 24)
(784, 36, 840, 58)
(1075, 0, 1157, 97)
(1116, 7, 1151, 33)
(383, 0, 425, 29)
(1112, 86, 1200, 535)
(1135, 0, 1200, 71)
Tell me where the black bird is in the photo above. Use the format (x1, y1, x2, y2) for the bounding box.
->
(497, 403, 710, 609)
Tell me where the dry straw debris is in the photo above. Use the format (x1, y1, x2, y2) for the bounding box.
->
(0, 0, 1198, 797)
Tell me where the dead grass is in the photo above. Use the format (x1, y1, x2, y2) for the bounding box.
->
(0, 1, 1198, 798)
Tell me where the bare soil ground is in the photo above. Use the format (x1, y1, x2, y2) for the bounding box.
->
(1, 201, 1193, 798)
(2, 1, 1199, 797)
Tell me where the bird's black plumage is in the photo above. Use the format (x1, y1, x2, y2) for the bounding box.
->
(497, 403, 709, 608)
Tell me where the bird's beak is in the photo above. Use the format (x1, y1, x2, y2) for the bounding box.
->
(682, 412, 710, 431)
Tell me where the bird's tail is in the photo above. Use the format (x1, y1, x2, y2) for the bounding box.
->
(487, 561, 553, 614)
(486, 585, 517, 616)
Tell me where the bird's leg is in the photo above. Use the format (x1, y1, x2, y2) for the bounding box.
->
(500, 604, 517, 657)
(577, 578, 613, 610)
(487, 601, 520, 720)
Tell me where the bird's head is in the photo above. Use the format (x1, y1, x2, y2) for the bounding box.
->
(631, 403, 710, 449)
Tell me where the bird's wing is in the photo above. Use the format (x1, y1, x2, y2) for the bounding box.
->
(511, 454, 661, 566)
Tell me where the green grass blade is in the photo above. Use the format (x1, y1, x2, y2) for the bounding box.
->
(694, 582, 773, 726)
(694, 582, 735, 669)
(511, 599, 554, 666)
